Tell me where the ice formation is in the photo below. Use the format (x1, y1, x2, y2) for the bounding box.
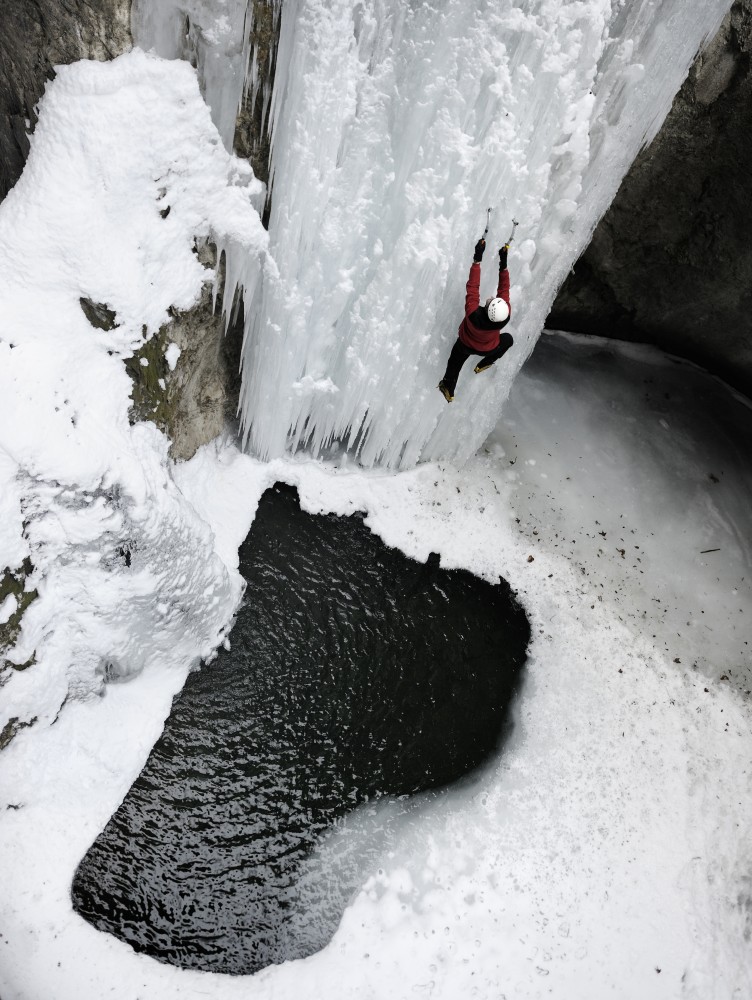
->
(214, 0, 730, 468)
(132, 0, 253, 150)
(133, 1, 732, 468)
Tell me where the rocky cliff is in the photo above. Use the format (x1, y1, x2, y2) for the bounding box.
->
(549, 0, 752, 399)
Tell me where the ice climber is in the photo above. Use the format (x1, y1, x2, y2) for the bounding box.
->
(438, 239, 512, 402)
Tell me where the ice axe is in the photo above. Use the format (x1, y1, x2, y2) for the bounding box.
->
(505, 218, 519, 245)
(483, 207, 493, 237)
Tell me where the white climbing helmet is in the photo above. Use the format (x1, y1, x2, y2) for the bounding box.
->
(487, 297, 509, 323)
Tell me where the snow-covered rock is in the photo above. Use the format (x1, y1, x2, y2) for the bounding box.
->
(0, 50, 268, 723)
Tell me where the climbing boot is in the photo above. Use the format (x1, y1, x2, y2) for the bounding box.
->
(474, 361, 495, 374)
(438, 380, 453, 403)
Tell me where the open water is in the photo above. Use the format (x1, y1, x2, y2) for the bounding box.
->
(72, 483, 530, 973)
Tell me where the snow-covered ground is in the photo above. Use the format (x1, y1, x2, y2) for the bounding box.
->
(1, 330, 750, 999)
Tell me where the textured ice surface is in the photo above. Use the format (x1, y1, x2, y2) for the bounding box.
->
(222, 0, 732, 468)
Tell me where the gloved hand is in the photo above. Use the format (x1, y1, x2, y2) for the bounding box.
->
(473, 239, 486, 263)
(499, 244, 509, 269)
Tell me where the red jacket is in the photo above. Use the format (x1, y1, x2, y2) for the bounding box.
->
(458, 262, 511, 352)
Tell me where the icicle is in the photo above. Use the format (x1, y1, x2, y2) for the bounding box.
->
(132, 0, 254, 151)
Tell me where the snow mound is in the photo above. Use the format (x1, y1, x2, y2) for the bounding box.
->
(0, 50, 267, 724)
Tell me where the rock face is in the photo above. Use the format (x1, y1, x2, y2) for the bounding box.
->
(0, 0, 132, 202)
(0, 559, 37, 672)
(0, 2, 244, 464)
(124, 244, 245, 462)
(549, 0, 752, 399)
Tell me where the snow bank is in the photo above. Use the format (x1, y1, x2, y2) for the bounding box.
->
(0, 49, 268, 726)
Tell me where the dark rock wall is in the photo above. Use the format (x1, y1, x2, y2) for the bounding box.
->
(549, 0, 752, 399)
(0, 0, 131, 202)
(123, 243, 246, 461)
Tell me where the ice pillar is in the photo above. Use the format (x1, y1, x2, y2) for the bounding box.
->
(235, 0, 731, 469)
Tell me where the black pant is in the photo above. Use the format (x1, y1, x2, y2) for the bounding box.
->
(442, 333, 513, 395)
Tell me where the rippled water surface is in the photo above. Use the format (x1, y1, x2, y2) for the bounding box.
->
(73, 483, 530, 973)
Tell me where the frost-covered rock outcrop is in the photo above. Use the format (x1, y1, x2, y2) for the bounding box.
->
(0, 52, 268, 730)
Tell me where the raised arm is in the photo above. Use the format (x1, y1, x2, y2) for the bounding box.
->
(496, 244, 511, 314)
(465, 239, 485, 315)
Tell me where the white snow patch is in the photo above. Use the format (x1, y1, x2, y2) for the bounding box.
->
(291, 375, 340, 396)
(165, 342, 182, 371)
(0, 593, 18, 626)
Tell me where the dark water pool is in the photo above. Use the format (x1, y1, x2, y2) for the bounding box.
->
(72, 483, 529, 974)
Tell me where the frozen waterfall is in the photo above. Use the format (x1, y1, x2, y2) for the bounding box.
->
(132, 0, 253, 149)
(135, 0, 732, 469)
